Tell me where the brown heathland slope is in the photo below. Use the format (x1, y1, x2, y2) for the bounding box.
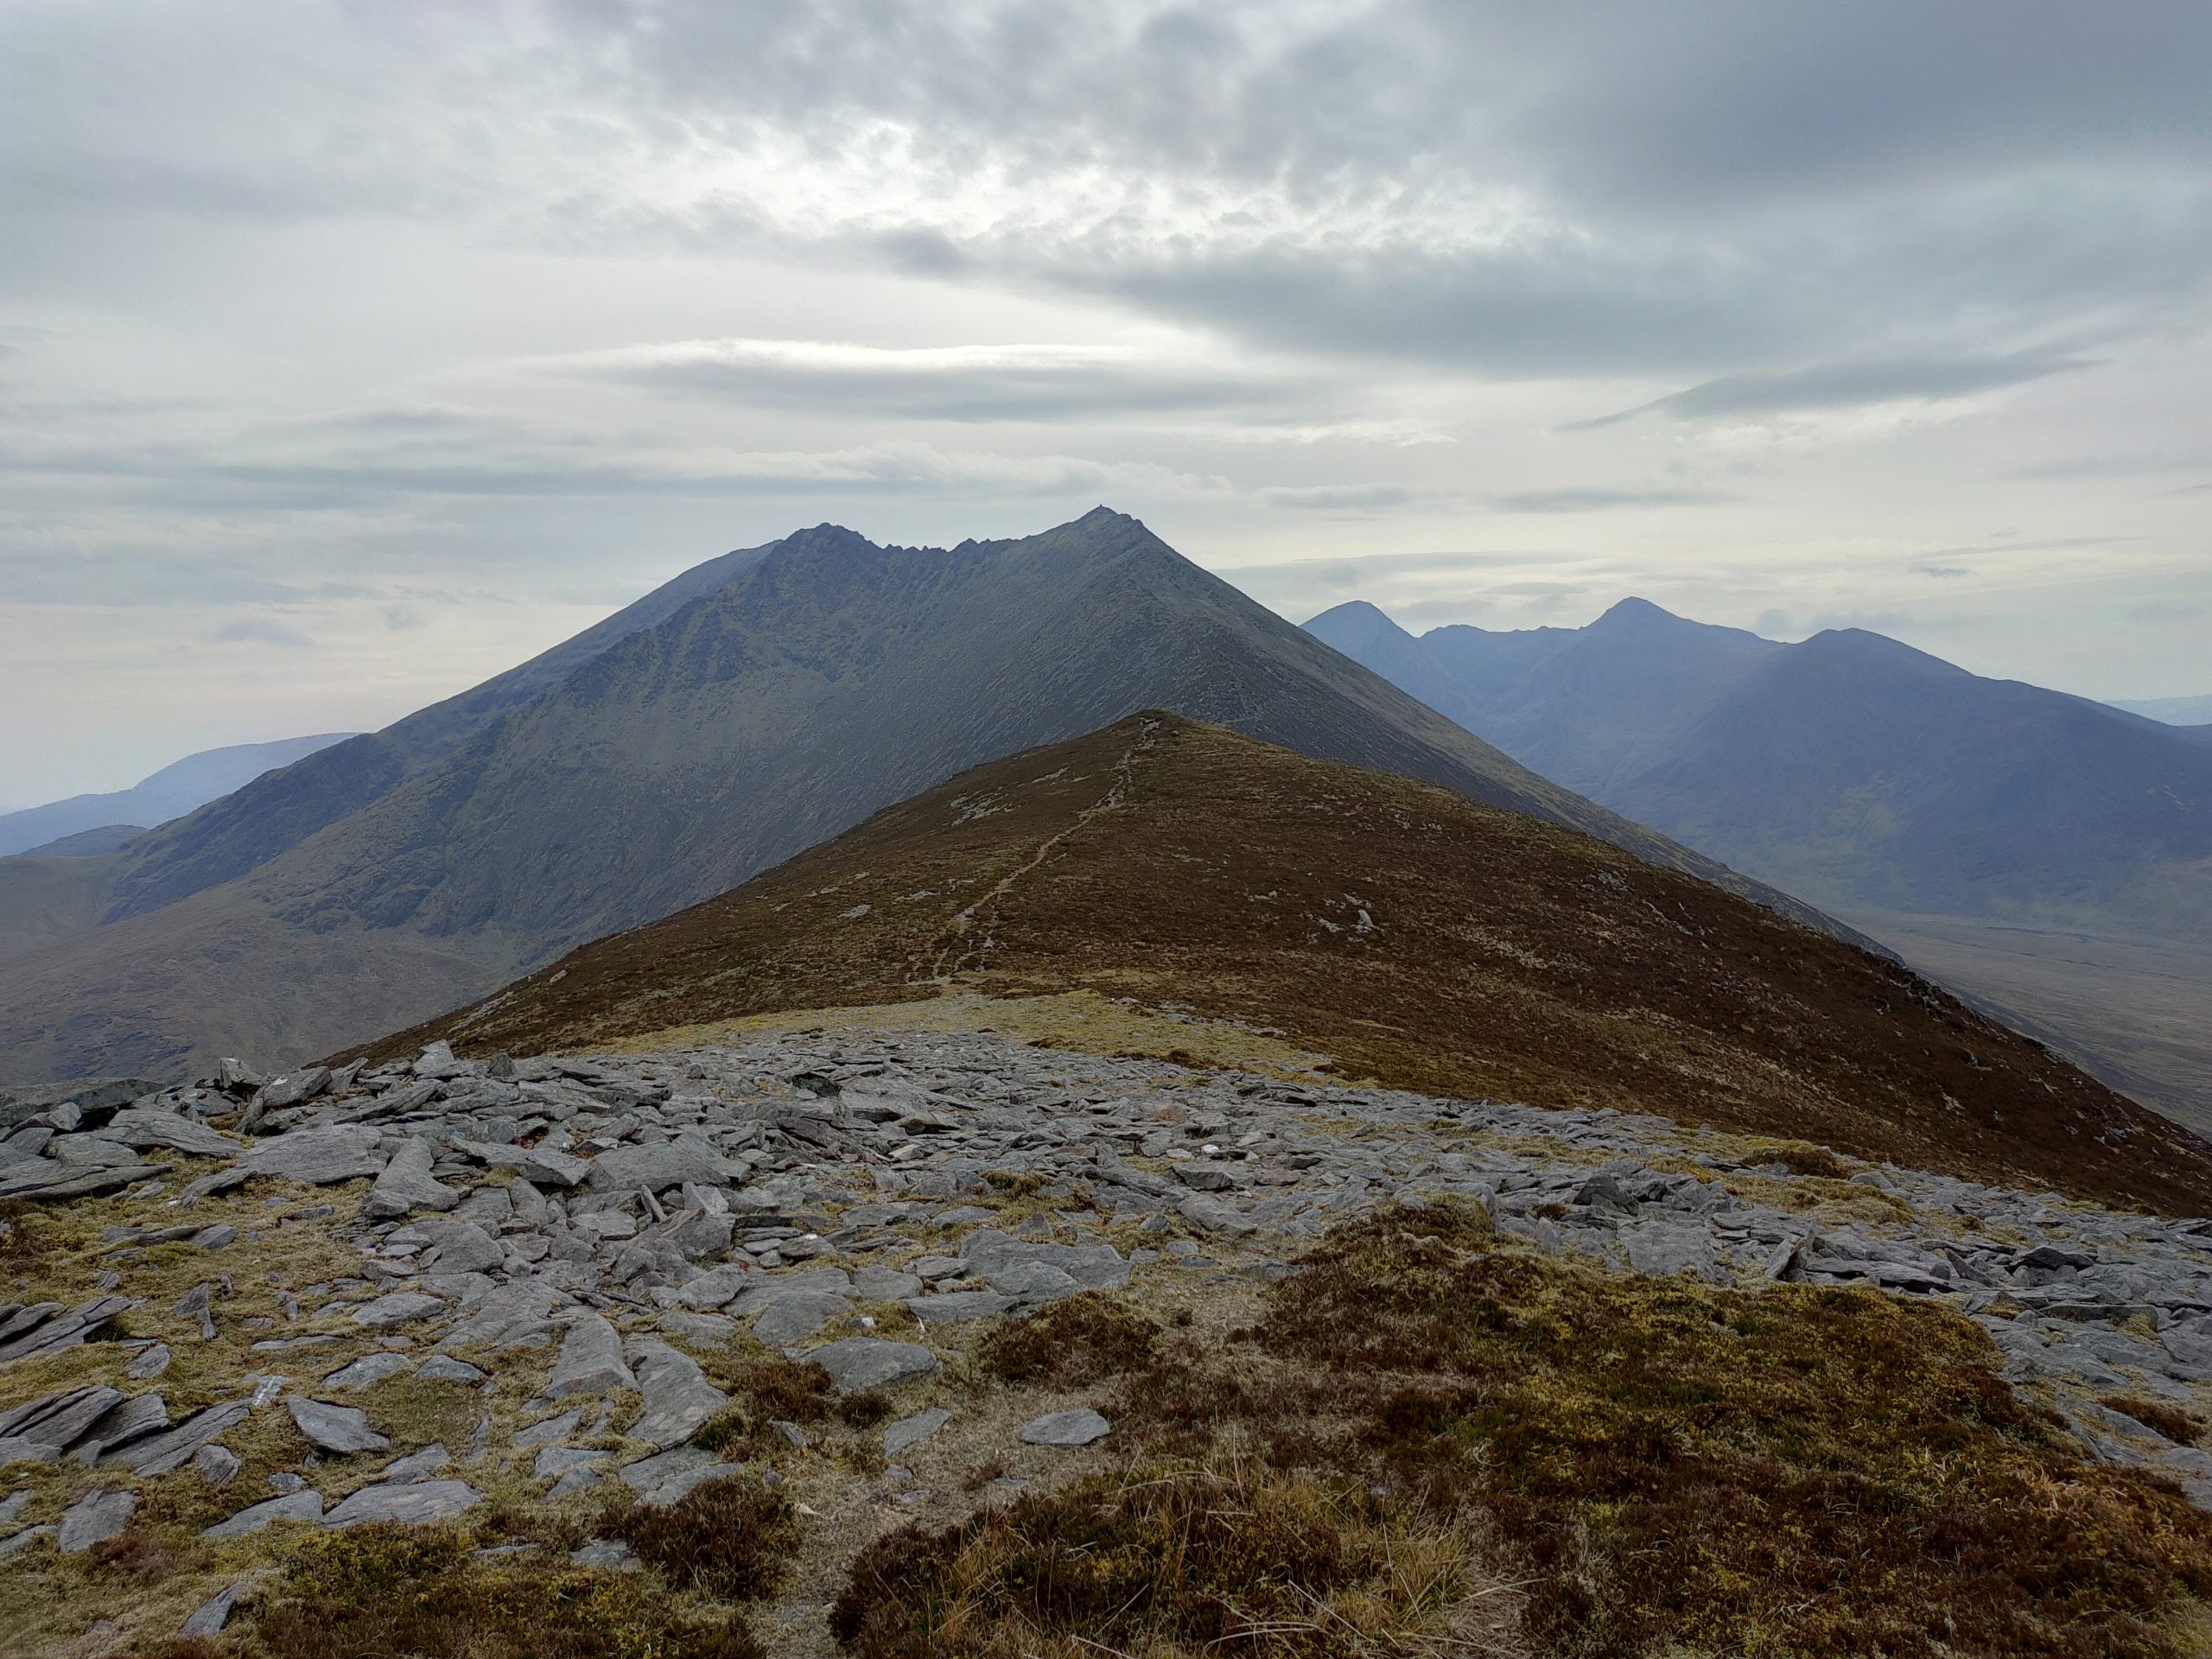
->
(364, 713, 2212, 1215)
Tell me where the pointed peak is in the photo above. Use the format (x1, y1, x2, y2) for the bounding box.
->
(1591, 595, 1685, 630)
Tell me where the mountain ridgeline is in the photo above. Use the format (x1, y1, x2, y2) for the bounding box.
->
(1307, 596, 2212, 1126)
(362, 713, 2212, 1217)
(0, 511, 1826, 1084)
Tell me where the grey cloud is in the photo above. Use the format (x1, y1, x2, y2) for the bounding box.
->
(213, 616, 313, 648)
(1255, 484, 1446, 512)
(1911, 565, 1971, 578)
(1577, 350, 2094, 427)
(1489, 486, 1732, 513)
(2129, 600, 2209, 624)
(552, 340, 1322, 424)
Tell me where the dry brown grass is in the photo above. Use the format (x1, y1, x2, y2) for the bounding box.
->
(2100, 1395, 2209, 1447)
(832, 1454, 1522, 1659)
(124, 1522, 767, 1659)
(974, 1291, 1160, 1388)
(603, 1475, 798, 1599)
(836, 1201, 2212, 1659)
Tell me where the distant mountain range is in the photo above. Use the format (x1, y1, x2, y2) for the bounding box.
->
(363, 712, 2212, 1216)
(1307, 598, 2212, 1127)
(2113, 693, 2212, 728)
(0, 511, 1825, 1084)
(0, 733, 354, 857)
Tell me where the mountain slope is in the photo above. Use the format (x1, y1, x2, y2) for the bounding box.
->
(1309, 598, 2212, 1125)
(0, 732, 355, 857)
(0, 511, 1827, 1084)
(362, 712, 2212, 1216)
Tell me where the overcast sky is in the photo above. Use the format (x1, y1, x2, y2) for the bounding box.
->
(5, 1, 2210, 806)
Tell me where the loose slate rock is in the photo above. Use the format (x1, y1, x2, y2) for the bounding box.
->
(365, 1137, 462, 1218)
(322, 1479, 480, 1529)
(547, 1313, 637, 1399)
(808, 1338, 940, 1395)
(353, 1291, 446, 1331)
(244, 1126, 385, 1185)
(288, 1396, 391, 1455)
(325, 1352, 412, 1390)
(57, 1487, 136, 1553)
(752, 1291, 852, 1346)
(1020, 1408, 1111, 1447)
(884, 1407, 951, 1457)
(626, 1337, 728, 1449)
(180, 1581, 250, 1638)
(202, 1490, 324, 1539)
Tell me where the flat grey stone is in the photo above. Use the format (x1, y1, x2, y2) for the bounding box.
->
(202, 1490, 323, 1539)
(384, 1442, 450, 1484)
(658, 1311, 736, 1347)
(365, 1137, 462, 1218)
(626, 1337, 728, 1449)
(126, 1343, 171, 1382)
(1173, 1162, 1242, 1192)
(536, 1445, 609, 1479)
(105, 1108, 238, 1159)
(437, 1281, 569, 1351)
(547, 1313, 637, 1399)
(0, 1491, 30, 1528)
(617, 1444, 717, 1495)
(851, 1268, 924, 1300)
(324, 1352, 413, 1390)
(103, 1401, 251, 1476)
(180, 1581, 249, 1638)
(288, 1397, 391, 1455)
(0, 1525, 52, 1557)
(416, 1355, 486, 1384)
(1019, 1408, 1110, 1447)
(513, 1407, 587, 1449)
(244, 1126, 385, 1185)
(904, 1291, 1014, 1323)
(1175, 1192, 1258, 1236)
(419, 1218, 504, 1274)
(322, 1478, 481, 1529)
(0, 1383, 124, 1450)
(884, 1407, 951, 1457)
(57, 1487, 136, 1553)
(79, 1391, 169, 1455)
(729, 1268, 853, 1315)
(195, 1445, 240, 1484)
(808, 1338, 940, 1395)
(352, 1291, 447, 1331)
(461, 1141, 589, 1188)
(673, 1263, 760, 1310)
(585, 1134, 734, 1193)
(752, 1291, 852, 1346)
(985, 1261, 1080, 1301)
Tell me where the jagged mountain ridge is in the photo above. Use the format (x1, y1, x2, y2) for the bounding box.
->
(0, 511, 1827, 1084)
(362, 711, 2212, 1217)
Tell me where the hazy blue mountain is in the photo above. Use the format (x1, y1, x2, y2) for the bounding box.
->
(2112, 693, 2212, 727)
(1, 511, 1823, 1084)
(0, 734, 354, 858)
(1307, 598, 2212, 1125)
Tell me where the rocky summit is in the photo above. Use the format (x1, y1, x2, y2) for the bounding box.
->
(1, 1007, 2209, 1656)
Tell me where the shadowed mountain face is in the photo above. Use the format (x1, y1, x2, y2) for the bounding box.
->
(1308, 598, 2212, 1126)
(0, 512, 1815, 1084)
(0, 733, 355, 858)
(362, 713, 2212, 1217)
